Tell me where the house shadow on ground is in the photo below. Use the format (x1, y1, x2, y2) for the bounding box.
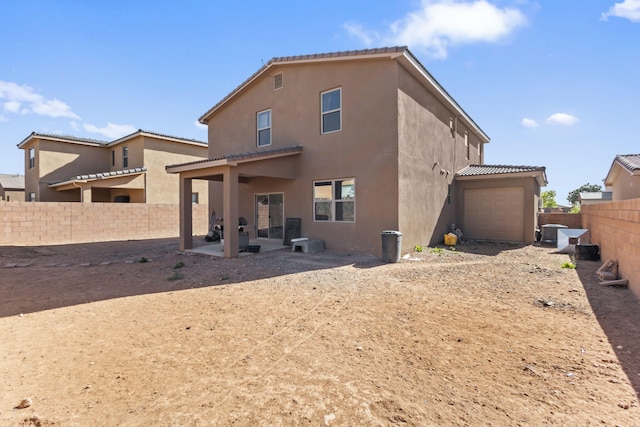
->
(574, 258, 640, 399)
(0, 237, 384, 318)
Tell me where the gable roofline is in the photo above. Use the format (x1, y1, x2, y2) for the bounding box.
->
(17, 130, 206, 150)
(456, 164, 547, 186)
(604, 154, 640, 185)
(107, 129, 207, 147)
(17, 132, 109, 149)
(198, 46, 490, 143)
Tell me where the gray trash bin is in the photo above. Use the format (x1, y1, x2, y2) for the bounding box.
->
(381, 230, 402, 263)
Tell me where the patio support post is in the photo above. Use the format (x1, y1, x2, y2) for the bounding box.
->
(222, 165, 239, 258)
(179, 175, 193, 251)
(81, 186, 92, 203)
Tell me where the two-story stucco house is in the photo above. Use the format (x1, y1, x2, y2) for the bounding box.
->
(168, 46, 546, 257)
(18, 130, 209, 204)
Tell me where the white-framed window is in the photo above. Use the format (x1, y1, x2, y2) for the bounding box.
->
(29, 192, 36, 202)
(449, 117, 454, 138)
(464, 132, 469, 160)
(477, 142, 481, 157)
(29, 147, 35, 169)
(123, 146, 128, 168)
(321, 87, 341, 134)
(313, 178, 355, 222)
(192, 193, 199, 204)
(257, 109, 271, 147)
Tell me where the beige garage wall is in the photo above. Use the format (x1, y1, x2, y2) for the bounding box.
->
(0, 202, 209, 246)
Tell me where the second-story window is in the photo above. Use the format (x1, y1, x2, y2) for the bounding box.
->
(321, 87, 341, 134)
(123, 146, 128, 168)
(111, 150, 115, 166)
(257, 109, 271, 147)
(29, 147, 35, 169)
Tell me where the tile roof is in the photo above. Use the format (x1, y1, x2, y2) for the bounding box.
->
(50, 167, 147, 186)
(615, 154, 640, 172)
(18, 130, 206, 148)
(457, 165, 546, 176)
(0, 173, 25, 189)
(166, 145, 303, 170)
(19, 132, 110, 147)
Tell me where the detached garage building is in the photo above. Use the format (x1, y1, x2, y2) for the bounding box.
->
(455, 165, 547, 243)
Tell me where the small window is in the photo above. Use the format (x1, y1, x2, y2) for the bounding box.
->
(314, 178, 355, 222)
(257, 109, 271, 147)
(29, 147, 35, 169)
(321, 88, 341, 134)
(123, 146, 128, 168)
(477, 142, 481, 157)
(274, 73, 283, 90)
(29, 192, 36, 202)
(192, 193, 199, 204)
(464, 132, 469, 160)
(111, 150, 115, 166)
(449, 117, 455, 138)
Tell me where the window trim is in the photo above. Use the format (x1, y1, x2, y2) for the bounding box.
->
(28, 147, 35, 169)
(257, 109, 272, 147)
(464, 131, 469, 160)
(313, 177, 355, 223)
(321, 87, 342, 134)
(122, 146, 128, 168)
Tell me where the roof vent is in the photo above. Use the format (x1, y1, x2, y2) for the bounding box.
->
(274, 73, 283, 90)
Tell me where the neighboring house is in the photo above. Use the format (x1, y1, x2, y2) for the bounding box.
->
(18, 130, 208, 204)
(0, 173, 25, 202)
(579, 191, 613, 205)
(604, 154, 640, 201)
(167, 46, 546, 257)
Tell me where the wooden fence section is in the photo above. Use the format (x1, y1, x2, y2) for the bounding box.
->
(581, 199, 640, 298)
(0, 202, 209, 246)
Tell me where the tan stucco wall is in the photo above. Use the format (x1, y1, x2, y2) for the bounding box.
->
(396, 61, 485, 250)
(611, 169, 640, 201)
(454, 177, 541, 243)
(582, 199, 640, 298)
(141, 136, 209, 205)
(22, 138, 107, 201)
(205, 58, 402, 254)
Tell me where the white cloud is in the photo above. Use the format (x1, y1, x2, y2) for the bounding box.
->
(0, 80, 80, 119)
(70, 120, 79, 131)
(350, 0, 528, 59)
(602, 0, 640, 22)
(194, 120, 207, 131)
(546, 113, 579, 126)
(83, 122, 136, 139)
(343, 22, 378, 46)
(0, 114, 8, 122)
(521, 117, 538, 128)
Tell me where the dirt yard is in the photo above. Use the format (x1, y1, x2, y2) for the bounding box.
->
(1, 238, 639, 426)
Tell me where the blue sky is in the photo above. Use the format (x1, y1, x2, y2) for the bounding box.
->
(1, 0, 639, 204)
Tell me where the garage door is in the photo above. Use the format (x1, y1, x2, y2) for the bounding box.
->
(464, 187, 524, 242)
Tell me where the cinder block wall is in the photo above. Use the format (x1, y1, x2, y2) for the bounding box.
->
(0, 202, 209, 246)
(538, 213, 583, 229)
(582, 199, 640, 298)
